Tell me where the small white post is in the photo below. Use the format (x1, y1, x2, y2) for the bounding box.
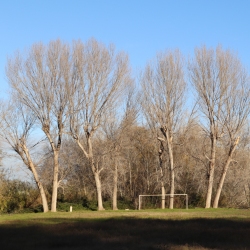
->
(70, 206, 72, 212)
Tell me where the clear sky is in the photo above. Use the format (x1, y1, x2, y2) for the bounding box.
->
(1, 0, 250, 96)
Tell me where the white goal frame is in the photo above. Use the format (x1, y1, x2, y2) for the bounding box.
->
(138, 194, 188, 210)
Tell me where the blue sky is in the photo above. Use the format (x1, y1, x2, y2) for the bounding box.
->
(1, 0, 250, 96)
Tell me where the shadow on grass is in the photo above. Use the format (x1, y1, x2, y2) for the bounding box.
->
(0, 217, 250, 250)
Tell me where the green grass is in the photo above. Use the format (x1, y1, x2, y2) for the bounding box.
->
(0, 208, 250, 249)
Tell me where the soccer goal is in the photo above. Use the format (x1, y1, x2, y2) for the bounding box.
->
(138, 194, 188, 210)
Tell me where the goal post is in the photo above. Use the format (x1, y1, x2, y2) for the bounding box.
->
(138, 194, 188, 210)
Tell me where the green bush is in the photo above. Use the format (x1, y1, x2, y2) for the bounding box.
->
(188, 193, 205, 208)
(116, 198, 134, 210)
(81, 197, 98, 210)
(0, 178, 40, 214)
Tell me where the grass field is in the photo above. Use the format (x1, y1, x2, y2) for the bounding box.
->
(0, 208, 250, 250)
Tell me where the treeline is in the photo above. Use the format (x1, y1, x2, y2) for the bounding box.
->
(0, 39, 250, 213)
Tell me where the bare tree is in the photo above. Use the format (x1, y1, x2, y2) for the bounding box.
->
(189, 45, 250, 208)
(141, 50, 186, 209)
(6, 40, 75, 212)
(0, 101, 49, 212)
(212, 55, 250, 208)
(102, 88, 138, 210)
(69, 39, 131, 210)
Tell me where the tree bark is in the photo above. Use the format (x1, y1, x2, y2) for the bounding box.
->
(20, 144, 49, 213)
(51, 151, 59, 212)
(129, 161, 132, 197)
(75, 136, 105, 211)
(213, 138, 239, 208)
(37, 181, 49, 213)
(167, 133, 174, 209)
(88, 135, 105, 211)
(161, 183, 166, 209)
(28, 162, 49, 213)
(205, 135, 216, 208)
(158, 139, 165, 209)
(112, 163, 118, 210)
(94, 170, 105, 210)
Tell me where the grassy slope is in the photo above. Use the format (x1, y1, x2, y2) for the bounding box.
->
(0, 209, 250, 250)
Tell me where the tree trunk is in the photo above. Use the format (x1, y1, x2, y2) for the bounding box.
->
(244, 184, 250, 207)
(158, 140, 165, 209)
(112, 163, 118, 210)
(129, 162, 132, 197)
(75, 136, 105, 211)
(21, 145, 49, 213)
(43, 129, 61, 212)
(169, 165, 175, 209)
(212, 159, 230, 208)
(167, 133, 174, 209)
(51, 151, 59, 212)
(94, 170, 105, 210)
(37, 181, 49, 213)
(31, 163, 49, 212)
(205, 136, 216, 208)
(157, 138, 166, 209)
(213, 138, 239, 208)
(161, 183, 166, 209)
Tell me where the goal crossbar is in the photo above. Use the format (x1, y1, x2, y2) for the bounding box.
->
(138, 194, 188, 210)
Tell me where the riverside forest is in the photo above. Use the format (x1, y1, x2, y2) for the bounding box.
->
(1, 38, 250, 213)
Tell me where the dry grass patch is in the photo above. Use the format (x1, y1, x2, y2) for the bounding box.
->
(0, 209, 250, 250)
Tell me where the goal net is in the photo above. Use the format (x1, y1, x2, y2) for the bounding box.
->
(138, 194, 188, 210)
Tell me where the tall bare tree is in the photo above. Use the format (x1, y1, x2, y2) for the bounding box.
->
(6, 40, 75, 212)
(69, 39, 131, 210)
(0, 101, 49, 212)
(141, 50, 186, 209)
(189, 46, 250, 208)
(212, 54, 250, 208)
(102, 88, 138, 210)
